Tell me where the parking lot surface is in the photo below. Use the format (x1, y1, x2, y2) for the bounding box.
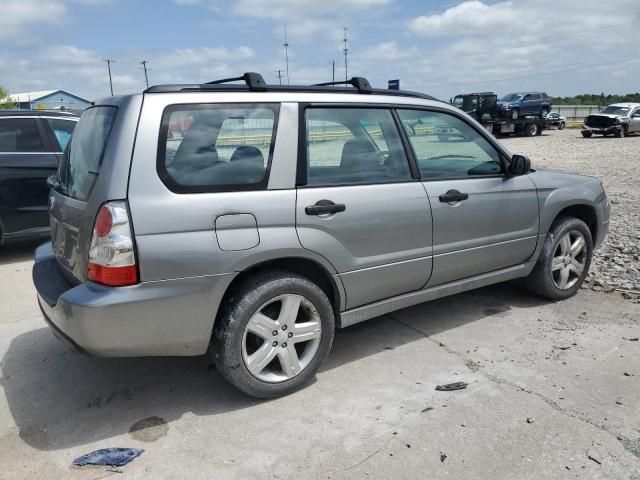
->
(0, 129, 638, 479)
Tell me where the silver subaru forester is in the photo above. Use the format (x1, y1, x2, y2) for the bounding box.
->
(33, 73, 610, 398)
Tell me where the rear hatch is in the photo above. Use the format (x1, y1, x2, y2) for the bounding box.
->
(49, 105, 119, 282)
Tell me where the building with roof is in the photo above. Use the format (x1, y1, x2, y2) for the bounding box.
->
(8, 90, 91, 113)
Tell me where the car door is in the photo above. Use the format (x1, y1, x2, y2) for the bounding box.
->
(0, 116, 58, 237)
(295, 106, 433, 309)
(630, 107, 640, 133)
(397, 108, 540, 286)
(522, 94, 539, 115)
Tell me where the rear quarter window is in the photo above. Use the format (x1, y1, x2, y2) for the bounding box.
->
(158, 103, 279, 193)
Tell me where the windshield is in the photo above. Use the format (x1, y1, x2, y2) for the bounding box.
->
(57, 106, 117, 201)
(600, 106, 630, 116)
(500, 93, 522, 102)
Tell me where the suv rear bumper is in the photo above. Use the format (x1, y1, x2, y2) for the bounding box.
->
(33, 242, 235, 357)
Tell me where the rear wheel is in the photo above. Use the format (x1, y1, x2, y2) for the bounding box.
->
(212, 271, 335, 398)
(524, 217, 592, 301)
(541, 109, 549, 119)
(525, 123, 539, 137)
(559, 122, 565, 130)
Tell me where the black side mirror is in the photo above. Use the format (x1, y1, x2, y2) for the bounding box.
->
(509, 154, 531, 176)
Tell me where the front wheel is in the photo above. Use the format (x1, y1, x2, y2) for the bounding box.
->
(524, 217, 593, 301)
(511, 109, 519, 120)
(541, 109, 549, 119)
(581, 131, 592, 138)
(212, 271, 335, 398)
(559, 122, 565, 130)
(615, 127, 626, 138)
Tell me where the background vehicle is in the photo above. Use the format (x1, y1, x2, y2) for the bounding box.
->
(498, 92, 551, 120)
(0, 110, 78, 243)
(450, 92, 552, 137)
(582, 103, 640, 138)
(546, 112, 566, 129)
(33, 73, 609, 398)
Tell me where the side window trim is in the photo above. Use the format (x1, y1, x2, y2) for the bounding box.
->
(297, 104, 418, 188)
(395, 106, 509, 181)
(156, 102, 280, 194)
(34, 117, 57, 153)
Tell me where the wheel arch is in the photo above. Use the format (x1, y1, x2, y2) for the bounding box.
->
(548, 204, 598, 242)
(215, 256, 344, 329)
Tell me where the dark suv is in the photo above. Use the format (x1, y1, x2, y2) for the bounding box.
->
(0, 110, 78, 244)
(498, 92, 551, 120)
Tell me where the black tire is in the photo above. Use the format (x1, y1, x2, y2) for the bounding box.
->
(559, 122, 565, 130)
(525, 123, 539, 137)
(212, 270, 335, 398)
(524, 216, 593, 301)
(511, 109, 519, 120)
(581, 131, 592, 138)
(615, 127, 626, 138)
(541, 109, 549, 119)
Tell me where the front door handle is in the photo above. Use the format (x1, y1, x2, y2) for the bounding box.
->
(305, 200, 346, 216)
(439, 190, 469, 203)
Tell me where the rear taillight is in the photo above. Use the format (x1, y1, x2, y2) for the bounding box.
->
(88, 201, 138, 286)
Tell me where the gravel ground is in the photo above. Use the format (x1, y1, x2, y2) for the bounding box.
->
(500, 128, 640, 298)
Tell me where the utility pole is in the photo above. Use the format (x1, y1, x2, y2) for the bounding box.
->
(275, 69, 283, 85)
(331, 60, 335, 83)
(343, 27, 349, 82)
(103, 59, 115, 96)
(283, 26, 290, 85)
(140, 60, 150, 88)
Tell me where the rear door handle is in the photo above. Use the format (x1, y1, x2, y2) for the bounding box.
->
(439, 190, 469, 203)
(305, 200, 346, 216)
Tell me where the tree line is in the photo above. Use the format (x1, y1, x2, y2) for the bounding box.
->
(552, 93, 640, 106)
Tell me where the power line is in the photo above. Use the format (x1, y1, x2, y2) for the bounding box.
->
(103, 59, 115, 96)
(414, 54, 640, 90)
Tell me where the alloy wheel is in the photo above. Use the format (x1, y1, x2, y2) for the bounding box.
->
(551, 230, 587, 290)
(242, 294, 322, 383)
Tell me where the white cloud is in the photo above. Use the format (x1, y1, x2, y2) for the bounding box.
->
(232, 0, 389, 20)
(0, 0, 65, 42)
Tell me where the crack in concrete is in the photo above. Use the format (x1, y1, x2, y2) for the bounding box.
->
(386, 313, 640, 460)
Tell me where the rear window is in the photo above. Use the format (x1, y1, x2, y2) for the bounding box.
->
(157, 103, 278, 193)
(57, 106, 117, 201)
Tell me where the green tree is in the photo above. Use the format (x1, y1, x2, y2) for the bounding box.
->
(0, 85, 16, 109)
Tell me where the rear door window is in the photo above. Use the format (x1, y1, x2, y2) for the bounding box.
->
(158, 104, 278, 193)
(0, 118, 45, 152)
(304, 108, 412, 186)
(45, 118, 77, 151)
(57, 106, 117, 201)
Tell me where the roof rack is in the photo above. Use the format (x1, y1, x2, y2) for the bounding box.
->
(144, 72, 439, 102)
(205, 72, 267, 92)
(314, 77, 373, 94)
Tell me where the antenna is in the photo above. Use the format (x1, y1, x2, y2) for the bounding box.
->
(343, 27, 348, 82)
(331, 60, 335, 83)
(140, 60, 150, 88)
(275, 69, 283, 85)
(103, 58, 115, 96)
(283, 26, 290, 85)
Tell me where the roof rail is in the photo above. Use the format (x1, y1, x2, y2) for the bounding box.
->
(314, 77, 373, 94)
(205, 72, 267, 92)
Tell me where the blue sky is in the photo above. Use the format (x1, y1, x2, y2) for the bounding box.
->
(2, 0, 639, 101)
